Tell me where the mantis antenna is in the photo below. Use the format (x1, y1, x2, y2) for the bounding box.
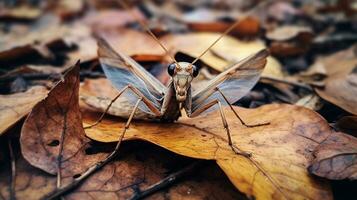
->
(190, 19, 242, 66)
(119, 0, 181, 68)
(189, 0, 273, 66)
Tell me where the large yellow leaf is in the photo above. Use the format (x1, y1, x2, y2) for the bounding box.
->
(84, 104, 333, 200)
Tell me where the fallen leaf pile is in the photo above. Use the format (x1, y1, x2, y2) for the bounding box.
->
(1, 0, 357, 200)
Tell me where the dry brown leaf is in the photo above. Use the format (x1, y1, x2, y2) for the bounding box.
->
(65, 144, 243, 200)
(84, 104, 333, 200)
(0, 64, 67, 79)
(182, 9, 260, 37)
(309, 132, 357, 180)
(0, 157, 56, 200)
(64, 23, 98, 64)
(49, 0, 85, 20)
(69, 25, 167, 64)
(312, 46, 357, 115)
(266, 26, 312, 41)
(267, 26, 313, 57)
(20, 63, 106, 180)
(0, 15, 76, 65)
(234, 16, 261, 37)
(298, 61, 327, 82)
(0, 142, 242, 200)
(0, 15, 62, 51)
(0, 6, 42, 21)
(80, 78, 117, 99)
(181, 8, 232, 23)
(83, 8, 145, 30)
(158, 163, 246, 200)
(266, 1, 301, 21)
(295, 94, 323, 111)
(269, 42, 309, 57)
(0, 86, 48, 135)
(96, 28, 165, 61)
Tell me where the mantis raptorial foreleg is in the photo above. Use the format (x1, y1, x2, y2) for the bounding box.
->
(84, 85, 162, 129)
(188, 99, 251, 157)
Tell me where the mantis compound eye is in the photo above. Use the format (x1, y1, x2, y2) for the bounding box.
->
(192, 65, 199, 77)
(168, 63, 176, 76)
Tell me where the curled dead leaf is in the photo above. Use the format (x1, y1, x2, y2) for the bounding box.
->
(0, 86, 48, 135)
(311, 46, 357, 115)
(266, 25, 313, 41)
(84, 104, 333, 200)
(0, 15, 84, 66)
(267, 26, 313, 57)
(295, 94, 323, 111)
(48, 0, 85, 20)
(20, 63, 106, 181)
(183, 9, 260, 37)
(266, 1, 301, 22)
(309, 132, 357, 180)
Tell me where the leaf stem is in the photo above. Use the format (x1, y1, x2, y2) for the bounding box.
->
(8, 139, 16, 200)
(129, 161, 204, 200)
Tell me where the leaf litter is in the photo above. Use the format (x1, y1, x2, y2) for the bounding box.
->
(1, 1, 357, 200)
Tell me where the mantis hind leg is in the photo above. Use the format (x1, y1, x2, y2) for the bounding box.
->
(216, 88, 270, 128)
(188, 99, 251, 157)
(100, 97, 142, 168)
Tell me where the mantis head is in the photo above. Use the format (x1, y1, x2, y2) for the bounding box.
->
(168, 62, 199, 102)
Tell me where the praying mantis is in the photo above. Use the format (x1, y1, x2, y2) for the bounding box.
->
(86, 1, 270, 157)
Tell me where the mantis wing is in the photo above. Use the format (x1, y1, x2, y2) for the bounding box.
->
(191, 49, 269, 113)
(97, 38, 165, 115)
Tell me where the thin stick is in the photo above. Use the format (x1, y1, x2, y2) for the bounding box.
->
(8, 139, 16, 200)
(118, 0, 181, 68)
(129, 161, 203, 200)
(57, 112, 67, 188)
(42, 98, 143, 200)
(190, 19, 242, 66)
